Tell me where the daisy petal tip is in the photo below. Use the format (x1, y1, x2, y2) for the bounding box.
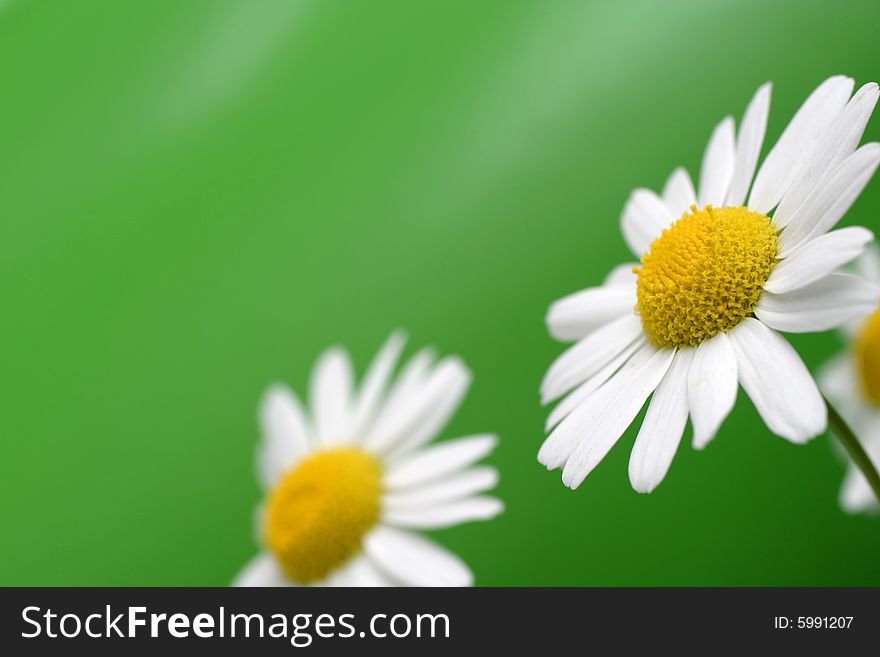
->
(827, 74, 855, 88)
(863, 142, 880, 159)
(784, 431, 816, 446)
(783, 415, 828, 445)
(536, 446, 559, 470)
(838, 479, 877, 515)
(691, 431, 714, 451)
(486, 498, 505, 518)
(259, 383, 298, 422)
(627, 466, 653, 494)
(544, 305, 557, 333)
(385, 329, 408, 349)
(440, 355, 473, 389)
(839, 497, 860, 515)
(318, 345, 349, 363)
(561, 468, 586, 490)
(447, 355, 471, 376)
(751, 81, 772, 105)
(536, 444, 549, 464)
(760, 280, 781, 295)
(630, 479, 655, 495)
(262, 382, 289, 402)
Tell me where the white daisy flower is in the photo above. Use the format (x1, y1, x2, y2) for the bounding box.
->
(234, 332, 503, 587)
(540, 76, 880, 493)
(819, 246, 880, 514)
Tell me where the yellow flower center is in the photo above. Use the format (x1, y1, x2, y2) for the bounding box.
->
(265, 447, 382, 584)
(856, 308, 880, 406)
(635, 205, 779, 348)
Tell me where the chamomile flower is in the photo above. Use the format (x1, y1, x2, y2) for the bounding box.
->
(540, 76, 880, 493)
(234, 332, 503, 587)
(819, 246, 880, 514)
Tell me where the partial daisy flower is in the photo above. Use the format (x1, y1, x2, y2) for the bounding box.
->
(819, 246, 880, 514)
(540, 76, 880, 493)
(234, 332, 503, 587)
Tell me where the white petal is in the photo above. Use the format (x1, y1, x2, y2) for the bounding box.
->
(818, 354, 856, 401)
(856, 244, 880, 284)
(348, 331, 406, 437)
(728, 318, 826, 443)
(698, 116, 736, 208)
(383, 496, 503, 529)
(837, 417, 880, 513)
(726, 83, 771, 207)
(257, 384, 312, 488)
(232, 553, 292, 587)
(541, 313, 643, 403)
(840, 464, 880, 514)
(628, 349, 692, 493)
(383, 374, 472, 462)
(363, 526, 473, 587)
(661, 167, 697, 219)
(755, 273, 880, 333)
(542, 344, 674, 486)
(749, 75, 854, 213)
(365, 357, 470, 456)
(546, 283, 636, 342)
(309, 347, 354, 446)
(604, 262, 639, 286)
(324, 554, 393, 587)
(378, 347, 435, 419)
(545, 339, 642, 431)
(539, 340, 653, 469)
(764, 227, 874, 294)
(620, 188, 672, 258)
(778, 143, 880, 256)
(384, 467, 498, 510)
(774, 83, 879, 228)
(818, 354, 859, 421)
(364, 349, 435, 450)
(385, 435, 497, 492)
(687, 333, 738, 449)
(384, 434, 498, 490)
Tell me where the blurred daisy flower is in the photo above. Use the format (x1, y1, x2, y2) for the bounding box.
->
(540, 76, 880, 493)
(820, 246, 880, 514)
(235, 333, 502, 587)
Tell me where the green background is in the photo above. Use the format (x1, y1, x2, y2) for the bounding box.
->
(2, 0, 879, 586)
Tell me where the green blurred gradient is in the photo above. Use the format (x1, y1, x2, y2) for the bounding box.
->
(2, 0, 879, 586)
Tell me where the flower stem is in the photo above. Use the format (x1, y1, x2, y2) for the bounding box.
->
(825, 395, 880, 504)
